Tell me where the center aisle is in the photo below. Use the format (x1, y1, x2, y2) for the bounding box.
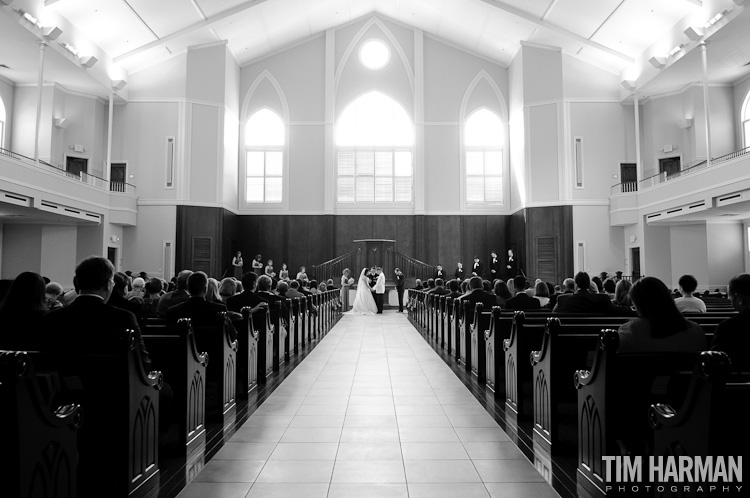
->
(178, 311, 560, 498)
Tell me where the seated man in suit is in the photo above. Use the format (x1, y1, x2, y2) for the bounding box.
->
(447, 280, 462, 300)
(108, 271, 144, 322)
(166, 272, 231, 330)
(256, 275, 290, 321)
(458, 276, 497, 309)
(553, 272, 632, 316)
(285, 280, 307, 299)
(711, 274, 750, 373)
(40, 256, 151, 371)
(156, 269, 192, 316)
(429, 278, 451, 296)
(276, 280, 289, 298)
(226, 272, 267, 313)
(505, 275, 541, 310)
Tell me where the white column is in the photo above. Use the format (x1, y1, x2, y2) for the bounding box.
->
(33, 41, 47, 166)
(634, 93, 642, 185)
(106, 90, 114, 183)
(414, 29, 425, 214)
(324, 29, 335, 214)
(700, 42, 712, 167)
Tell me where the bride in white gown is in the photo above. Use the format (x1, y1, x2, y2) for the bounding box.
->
(349, 268, 378, 314)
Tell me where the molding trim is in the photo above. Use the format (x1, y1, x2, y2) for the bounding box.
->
(635, 82, 734, 104)
(138, 199, 241, 215)
(240, 33, 326, 68)
(0, 73, 15, 87)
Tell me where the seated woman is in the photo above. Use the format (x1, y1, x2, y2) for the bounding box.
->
(206, 278, 222, 304)
(296, 266, 308, 281)
(614, 279, 633, 307)
(534, 281, 550, 307)
(218, 278, 237, 302)
(142, 278, 163, 317)
(493, 280, 512, 307)
(279, 263, 290, 281)
(674, 274, 706, 313)
(265, 260, 276, 279)
(617, 277, 706, 353)
(0, 272, 48, 350)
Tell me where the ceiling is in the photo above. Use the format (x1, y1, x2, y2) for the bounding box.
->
(0, 0, 749, 99)
(0, 200, 100, 225)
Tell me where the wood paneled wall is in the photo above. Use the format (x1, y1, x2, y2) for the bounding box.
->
(175, 209, 573, 284)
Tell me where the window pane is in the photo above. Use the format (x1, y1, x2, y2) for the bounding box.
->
(375, 177, 393, 202)
(485, 176, 502, 202)
(466, 151, 484, 176)
(356, 176, 374, 202)
(466, 176, 484, 203)
(247, 151, 264, 176)
(265, 177, 282, 203)
(395, 151, 412, 176)
(485, 151, 503, 176)
(246, 177, 264, 203)
(338, 177, 355, 203)
(266, 151, 283, 176)
(338, 150, 355, 176)
(336, 91, 413, 147)
(744, 120, 750, 148)
(246, 109, 284, 146)
(356, 151, 374, 175)
(375, 151, 392, 176)
(465, 109, 502, 147)
(395, 177, 412, 202)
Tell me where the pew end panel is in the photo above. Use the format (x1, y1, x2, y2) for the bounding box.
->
(239, 308, 260, 396)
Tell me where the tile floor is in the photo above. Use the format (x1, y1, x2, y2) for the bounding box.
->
(177, 312, 561, 498)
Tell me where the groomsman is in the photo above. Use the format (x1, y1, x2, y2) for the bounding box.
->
(454, 262, 464, 280)
(489, 251, 501, 280)
(434, 264, 448, 280)
(395, 268, 405, 312)
(472, 256, 482, 277)
(505, 249, 517, 280)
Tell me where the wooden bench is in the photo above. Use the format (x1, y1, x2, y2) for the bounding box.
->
(469, 303, 493, 383)
(438, 296, 449, 349)
(0, 350, 83, 498)
(270, 302, 289, 371)
(286, 298, 299, 356)
(574, 331, 699, 498)
(141, 318, 209, 456)
(254, 307, 274, 382)
(237, 308, 259, 396)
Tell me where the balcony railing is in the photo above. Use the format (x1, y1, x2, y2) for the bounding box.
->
(0, 147, 136, 195)
(610, 146, 750, 194)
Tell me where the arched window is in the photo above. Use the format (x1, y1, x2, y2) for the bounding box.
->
(464, 108, 503, 204)
(0, 95, 6, 150)
(336, 91, 413, 204)
(245, 109, 284, 204)
(743, 90, 750, 149)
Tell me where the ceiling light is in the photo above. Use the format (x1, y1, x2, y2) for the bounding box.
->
(621, 80, 636, 91)
(111, 79, 127, 91)
(80, 55, 98, 68)
(704, 9, 730, 29)
(684, 26, 704, 41)
(21, 11, 38, 25)
(42, 26, 62, 40)
(649, 56, 667, 69)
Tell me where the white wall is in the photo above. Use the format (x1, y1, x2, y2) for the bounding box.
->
(122, 205, 176, 278)
(0, 78, 14, 150)
(128, 53, 187, 100)
(669, 224, 708, 291)
(706, 222, 744, 290)
(573, 205, 625, 276)
(1, 224, 42, 278)
(734, 76, 750, 149)
(40, 225, 78, 288)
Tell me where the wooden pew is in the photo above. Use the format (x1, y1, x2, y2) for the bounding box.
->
(449, 298, 461, 359)
(34, 329, 163, 497)
(438, 296, 449, 349)
(574, 330, 699, 498)
(484, 307, 508, 398)
(286, 298, 298, 356)
(192, 313, 238, 430)
(469, 303, 493, 383)
(237, 308, 259, 396)
(255, 307, 274, 382)
(270, 301, 289, 371)
(0, 350, 83, 498)
(298, 297, 308, 347)
(141, 318, 209, 456)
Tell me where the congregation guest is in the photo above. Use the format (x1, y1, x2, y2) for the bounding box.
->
(319, 283, 327, 292)
(434, 264, 448, 280)
(554, 272, 633, 316)
(447, 280, 463, 300)
(128, 277, 146, 300)
(265, 260, 276, 279)
(218, 278, 237, 302)
(0, 272, 47, 350)
(142, 278, 163, 317)
(412, 279, 423, 290)
(460, 279, 470, 294)
(40, 257, 151, 371)
(458, 276, 497, 308)
(472, 256, 482, 277)
(309, 280, 320, 294)
(429, 278, 451, 296)
(489, 251, 501, 280)
(603, 279, 616, 300)
(59, 277, 78, 306)
(617, 277, 705, 353)
(285, 280, 306, 299)
(166, 272, 229, 328)
(614, 279, 633, 307)
(505, 275, 541, 310)
(327, 278, 335, 289)
(506, 278, 515, 296)
(483, 280, 493, 293)
(45, 282, 64, 310)
(426, 278, 435, 291)
(235, 280, 244, 294)
(534, 281, 551, 307)
(276, 280, 289, 297)
(296, 266, 308, 281)
(614, 271, 624, 282)
(493, 280, 512, 307)
(454, 262, 464, 280)
(256, 275, 289, 319)
(225, 272, 268, 315)
(279, 263, 290, 281)
(591, 276, 604, 293)
(252, 254, 264, 275)
(206, 278, 222, 304)
(711, 274, 750, 372)
(108, 272, 144, 321)
(157, 270, 192, 316)
(674, 274, 707, 313)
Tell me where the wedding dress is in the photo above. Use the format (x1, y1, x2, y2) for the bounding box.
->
(349, 269, 378, 314)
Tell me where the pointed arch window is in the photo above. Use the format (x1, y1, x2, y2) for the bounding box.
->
(245, 109, 284, 204)
(0, 95, 6, 150)
(336, 91, 413, 204)
(464, 108, 503, 204)
(742, 90, 750, 149)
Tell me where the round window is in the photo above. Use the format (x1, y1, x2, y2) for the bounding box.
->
(359, 39, 390, 70)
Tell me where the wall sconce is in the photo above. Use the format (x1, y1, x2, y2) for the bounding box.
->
(621, 80, 636, 91)
(80, 55, 98, 68)
(54, 117, 69, 129)
(111, 79, 127, 91)
(684, 26, 704, 41)
(649, 56, 667, 69)
(109, 235, 120, 243)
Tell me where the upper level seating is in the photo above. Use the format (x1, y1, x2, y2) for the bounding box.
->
(0, 350, 83, 498)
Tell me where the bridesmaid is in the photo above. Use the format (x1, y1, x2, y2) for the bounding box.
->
(252, 254, 263, 275)
(340, 268, 353, 311)
(279, 263, 290, 281)
(231, 251, 243, 279)
(265, 260, 276, 279)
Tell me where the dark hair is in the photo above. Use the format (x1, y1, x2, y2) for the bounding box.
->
(427, 278, 435, 289)
(76, 257, 115, 291)
(176, 270, 192, 291)
(241, 271, 258, 290)
(145, 278, 163, 294)
(276, 281, 288, 294)
(435, 278, 444, 287)
(290, 280, 300, 289)
(448, 280, 460, 292)
(0, 272, 46, 313)
(187, 272, 208, 296)
(513, 275, 526, 292)
(630, 277, 687, 338)
(603, 279, 616, 294)
(574, 272, 591, 291)
(309, 280, 318, 289)
(728, 274, 750, 298)
(591, 276, 604, 293)
(482, 280, 492, 292)
(493, 280, 512, 300)
(678, 274, 698, 294)
(469, 276, 483, 290)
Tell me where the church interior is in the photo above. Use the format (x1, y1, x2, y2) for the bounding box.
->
(1, 0, 749, 497)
